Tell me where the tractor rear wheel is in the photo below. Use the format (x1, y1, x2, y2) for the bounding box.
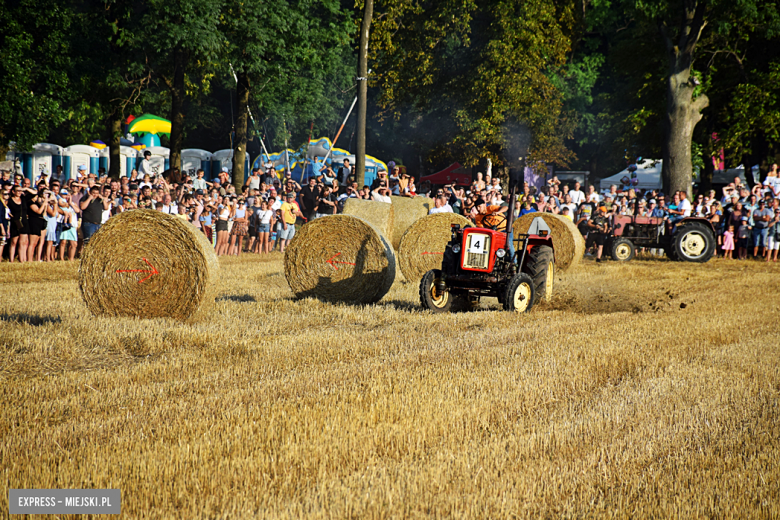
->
(524, 245, 554, 303)
(419, 269, 452, 313)
(673, 223, 715, 262)
(503, 273, 536, 312)
(610, 238, 636, 262)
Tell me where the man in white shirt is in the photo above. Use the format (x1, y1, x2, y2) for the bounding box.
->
(561, 193, 578, 216)
(371, 185, 392, 203)
(586, 184, 600, 203)
(160, 194, 177, 214)
(570, 181, 585, 205)
(677, 191, 692, 217)
(138, 150, 154, 176)
(429, 193, 453, 213)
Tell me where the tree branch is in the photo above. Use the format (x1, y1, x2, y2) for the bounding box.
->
(658, 21, 674, 54)
(692, 92, 709, 113)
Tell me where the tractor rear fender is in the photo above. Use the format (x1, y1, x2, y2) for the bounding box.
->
(524, 236, 555, 264)
(678, 217, 716, 234)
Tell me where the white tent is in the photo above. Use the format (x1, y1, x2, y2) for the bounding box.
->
(600, 159, 662, 192)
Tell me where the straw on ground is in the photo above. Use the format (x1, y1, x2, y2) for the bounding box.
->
(1, 254, 779, 518)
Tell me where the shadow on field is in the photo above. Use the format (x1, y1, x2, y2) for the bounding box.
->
(0, 313, 62, 326)
(217, 294, 257, 303)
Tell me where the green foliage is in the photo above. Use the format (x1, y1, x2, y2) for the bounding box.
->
(721, 62, 780, 161)
(0, 0, 73, 151)
(220, 0, 355, 149)
(370, 0, 576, 168)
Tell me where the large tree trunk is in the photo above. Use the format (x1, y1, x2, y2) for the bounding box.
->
(168, 48, 188, 171)
(355, 0, 374, 187)
(107, 111, 122, 180)
(658, 2, 708, 198)
(232, 71, 250, 193)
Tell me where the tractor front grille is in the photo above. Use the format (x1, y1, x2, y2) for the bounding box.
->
(463, 252, 489, 269)
(462, 233, 491, 269)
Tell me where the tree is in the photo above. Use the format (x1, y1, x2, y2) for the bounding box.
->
(0, 0, 73, 153)
(629, 0, 780, 195)
(370, 0, 577, 171)
(355, 0, 374, 187)
(142, 0, 223, 170)
(220, 0, 354, 192)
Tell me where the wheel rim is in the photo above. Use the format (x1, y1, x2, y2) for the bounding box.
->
(616, 243, 631, 260)
(680, 231, 706, 258)
(545, 262, 554, 300)
(429, 278, 449, 308)
(512, 282, 531, 312)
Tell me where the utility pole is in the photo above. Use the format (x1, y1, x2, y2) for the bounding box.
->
(355, 0, 374, 187)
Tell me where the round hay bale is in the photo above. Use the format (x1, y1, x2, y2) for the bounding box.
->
(284, 215, 395, 304)
(512, 212, 585, 272)
(342, 198, 394, 242)
(79, 210, 220, 321)
(390, 196, 431, 249)
(398, 213, 471, 282)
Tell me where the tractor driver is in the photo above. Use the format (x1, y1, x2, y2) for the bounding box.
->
(471, 197, 507, 229)
(586, 205, 610, 263)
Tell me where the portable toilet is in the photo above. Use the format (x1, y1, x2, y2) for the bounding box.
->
(144, 146, 170, 176)
(211, 149, 250, 183)
(96, 146, 138, 177)
(120, 146, 137, 177)
(30, 143, 65, 183)
(181, 148, 212, 179)
(97, 146, 110, 174)
(63, 145, 100, 180)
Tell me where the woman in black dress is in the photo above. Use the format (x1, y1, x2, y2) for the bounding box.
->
(7, 185, 30, 262)
(27, 186, 49, 262)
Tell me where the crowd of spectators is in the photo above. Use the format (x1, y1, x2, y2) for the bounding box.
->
(2, 156, 780, 264)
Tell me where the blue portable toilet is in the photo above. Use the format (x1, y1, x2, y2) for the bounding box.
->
(120, 146, 138, 177)
(97, 147, 109, 172)
(97, 145, 138, 177)
(181, 149, 213, 179)
(31, 143, 65, 183)
(211, 149, 250, 184)
(63, 145, 100, 179)
(144, 146, 170, 175)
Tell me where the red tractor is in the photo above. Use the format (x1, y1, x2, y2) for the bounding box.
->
(607, 214, 716, 263)
(419, 213, 555, 313)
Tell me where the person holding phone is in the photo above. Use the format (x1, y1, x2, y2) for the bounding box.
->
(79, 185, 110, 244)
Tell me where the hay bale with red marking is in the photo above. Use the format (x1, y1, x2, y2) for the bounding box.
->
(284, 215, 396, 303)
(79, 209, 220, 321)
(397, 213, 471, 282)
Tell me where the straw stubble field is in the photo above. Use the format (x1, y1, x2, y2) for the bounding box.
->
(1, 254, 779, 518)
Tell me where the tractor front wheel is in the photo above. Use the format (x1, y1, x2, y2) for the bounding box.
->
(419, 269, 452, 313)
(610, 238, 636, 262)
(503, 273, 536, 313)
(525, 245, 554, 303)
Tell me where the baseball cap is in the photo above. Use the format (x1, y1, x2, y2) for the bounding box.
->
(286, 192, 295, 198)
(474, 198, 486, 206)
(598, 206, 607, 212)
(741, 216, 748, 220)
(60, 189, 69, 195)
(77, 165, 87, 172)
(195, 189, 204, 195)
(221, 167, 229, 173)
